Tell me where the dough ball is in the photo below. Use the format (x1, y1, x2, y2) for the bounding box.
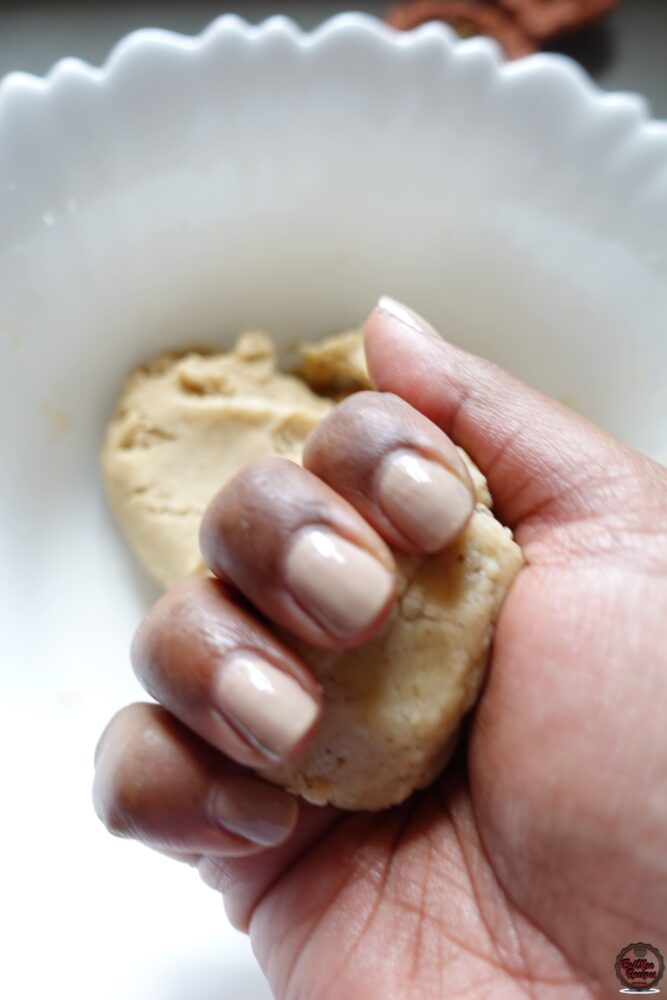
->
(266, 498, 522, 809)
(102, 329, 523, 809)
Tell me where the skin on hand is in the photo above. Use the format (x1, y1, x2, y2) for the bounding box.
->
(94, 297, 667, 999)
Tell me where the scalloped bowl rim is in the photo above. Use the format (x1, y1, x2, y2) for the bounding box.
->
(0, 11, 665, 143)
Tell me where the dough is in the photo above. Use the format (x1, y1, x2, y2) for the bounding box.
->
(102, 331, 333, 587)
(266, 500, 521, 809)
(296, 329, 372, 398)
(102, 329, 523, 810)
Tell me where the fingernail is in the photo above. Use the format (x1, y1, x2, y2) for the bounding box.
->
(286, 528, 393, 638)
(211, 775, 297, 847)
(214, 652, 319, 760)
(377, 296, 440, 339)
(379, 451, 473, 552)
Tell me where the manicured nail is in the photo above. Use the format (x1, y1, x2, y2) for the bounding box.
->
(214, 652, 319, 760)
(211, 775, 297, 846)
(377, 296, 440, 339)
(286, 528, 393, 638)
(379, 451, 473, 552)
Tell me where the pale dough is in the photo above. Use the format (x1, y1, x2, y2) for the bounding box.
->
(296, 329, 372, 397)
(266, 502, 520, 809)
(102, 330, 523, 810)
(102, 331, 333, 588)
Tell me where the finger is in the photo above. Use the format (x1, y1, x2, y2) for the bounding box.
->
(200, 457, 396, 649)
(132, 577, 321, 768)
(158, 849, 203, 867)
(365, 297, 650, 537)
(303, 391, 474, 554)
(198, 801, 341, 930)
(93, 703, 298, 856)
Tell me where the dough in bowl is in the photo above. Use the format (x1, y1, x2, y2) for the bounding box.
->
(102, 331, 333, 587)
(102, 331, 523, 809)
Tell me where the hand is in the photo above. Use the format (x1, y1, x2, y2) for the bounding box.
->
(93, 298, 667, 999)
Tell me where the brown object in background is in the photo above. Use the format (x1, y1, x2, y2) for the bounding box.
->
(495, 0, 619, 42)
(385, 1, 537, 59)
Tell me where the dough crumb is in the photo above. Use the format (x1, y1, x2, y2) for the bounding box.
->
(297, 329, 372, 399)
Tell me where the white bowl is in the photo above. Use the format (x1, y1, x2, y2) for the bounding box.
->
(2, 14, 667, 1000)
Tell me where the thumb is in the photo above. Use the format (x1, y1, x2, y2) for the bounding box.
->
(364, 297, 653, 540)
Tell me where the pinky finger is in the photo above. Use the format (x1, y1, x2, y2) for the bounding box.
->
(93, 704, 298, 857)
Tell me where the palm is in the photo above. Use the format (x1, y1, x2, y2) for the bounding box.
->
(227, 496, 667, 1000)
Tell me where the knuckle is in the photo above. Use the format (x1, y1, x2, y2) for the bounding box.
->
(308, 392, 403, 476)
(334, 389, 378, 413)
(318, 390, 378, 434)
(201, 458, 291, 546)
(131, 581, 202, 674)
(334, 391, 408, 442)
(228, 456, 292, 498)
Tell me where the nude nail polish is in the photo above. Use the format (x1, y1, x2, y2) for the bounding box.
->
(211, 775, 297, 846)
(286, 528, 393, 638)
(379, 451, 473, 552)
(377, 296, 440, 339)
(213, 652, 319, 760)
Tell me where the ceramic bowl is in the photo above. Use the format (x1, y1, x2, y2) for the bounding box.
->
(2, 14, 666, 1000)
